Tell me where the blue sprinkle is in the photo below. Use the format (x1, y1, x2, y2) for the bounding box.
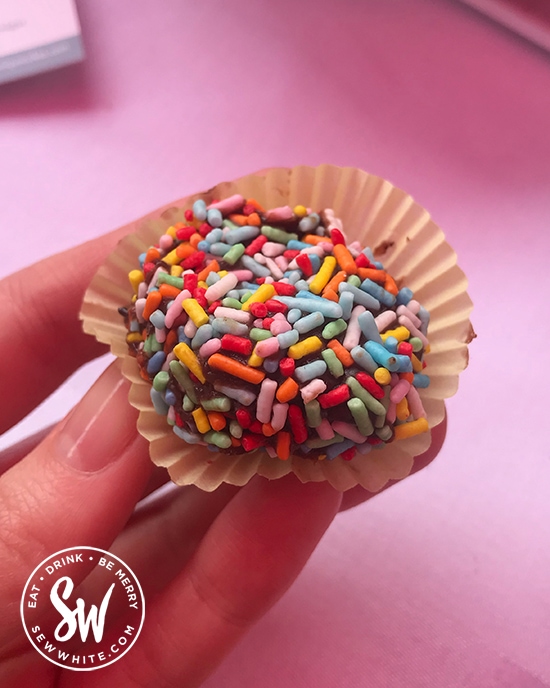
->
(206, 272, 221, 286)
(326, 439, 355, 460)
(339, 291, 354, 320)
(286, 271, 302, 284)
(360, 279, 396, 307)
(418, 306, 430, 334)
(129, 320, 140, 332)
(296, 290, 327, 301)
(287, 240, 310, 250)
(384, 336, 399, 353)
(209, 242, 231, 256)
(373, 261, 384, 270)
(225, 225, 260, 245)
(241, 281, 260, 291)
(338, 283, 380, 311)
(191, 324, 213, 350)
(147, 351, 166, 375)
(287, 308, 302, 324)
(192, 199, 207, 221)
(138, 252, 146, 267)
(206, 208, 223, 227)
(294, 280, 310, 291)
(275, 296, 342, 318)
(396, 354, 413, 373)
(309, 254, 321, 273)
(357, 311, 382, 344)
(241, 255, 271, 277)
(164, 390, 177, 405)
(177, 326, 190, 344)
(363, 247, 376, 263)
(173, 425, 203, 443)
(293, 311, 324, 334)
(263, 357, 280, 373)
(204, 227, 223, 244)
(396, 288, 414, 306)
(149, 309, 165, 330)
(277, 329, 300, 349)
(295, 360, 327, 383)
(413, 373, 430, 388)
(298, 213, 320, 232)
(150, 388, 169, 415)
(351, 346, 378, 373)
(364, 341, 400, 371)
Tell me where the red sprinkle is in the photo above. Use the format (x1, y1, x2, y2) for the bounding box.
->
(265, 299, 288, 313)
(288, 405, 308, 443)
(318, 385, 351, 409)
(143, 261, 156, 274)
(249, 302, 268, 317)
(242, 203, 256, 216)
(340, 447, 356, 461)
(256, 277, 266, 285)
(397, 342, 413, 357)
(241, 433, 266, 451)
(279, 358, 295, 377)
(220, 334, 253, 355)
(236, 409, 252, 429)
(207, 300, 222, 314)
(248, 420, 263, 434)
(262, 317, 274, 329)
(199, 222, 213, 237)
(182, 251, 205, 270)
(175, 413, 185, 428)
(283, 249, 300, 260)
(272, 282, 297, 296)
(368, 436, 384, 445)
(176, 226, 196, 241)
(184, 209, 194, 221)
(296, 253, 313, 277)
(355, 372, 385, 399)
(330, 228, 346, 245)
(184, 273, 198, 292)
(245, 235, 268, 256)
(355, 253, 372, 269)
(193, 287, 207, 308)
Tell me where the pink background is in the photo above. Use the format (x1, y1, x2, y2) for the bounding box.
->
(2, 0, 550, 685)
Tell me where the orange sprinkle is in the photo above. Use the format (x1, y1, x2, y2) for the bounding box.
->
(333, 244, 357, 274)
(400, 372, 414, 383)
(322, 288, 339, 302)
(208, 353, 266, 385)
(276, 431, 291, 460)
(208, 411, 227, 431)
(411, 354, 423, 373)
(245, 198, 265, 212)
(324, 270, 347, 294)
(304, 234, 331, 245)
(327, 339, 354, 367)
(176, 243, 196, 259)
(197, 259, 219, 282)
(276, 377, 299, 403)
(159, 284, 182, 299)
(384, 274, 399, 296)
(246, 212, 261, 226)
(173, 222, 186, 230)
(139, 367, 150, 382)
(164, 329, 178, 355)
(228, 214, 248, 226)
(357, 268, 387, 283)
(262, 423, 277, 437)
(145, 247, 160, 263)
(190, 233, 202, 249)
(231, 437, 242, 447)
(143, 290, 162, 320)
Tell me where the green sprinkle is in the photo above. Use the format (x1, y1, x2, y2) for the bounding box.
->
(305, 400, 322, 428)
(347, 275, 361, 288)
(375, 425, 392, 441)
(346, 377, 386, 415)
(250, 328, 272, 342)
(182, 394, 195, 412)
(374, 413, 386, 428)
(224, 243, 245, 265)
(153, 371, 169, 392)
(261, 225, 298, 245)
(222, 219, 239, 230)
(240, 291, 252, 303)
(409, 337, 423, 352)
(201, 396, 231, 412)
(229, 420, 243, 438)
(306, 434, 344, 449)
(347, 398, 374, 436)
(169, 360, 198, 403)
(167, 415, 175, 426)
(204, 431, 232, 449)
(222, 297, 242, 309)
(322, 318, 348, 339)
(145, 333, 163, 354)
(157, 273, 184, 289)
(322, 349, 344, 378)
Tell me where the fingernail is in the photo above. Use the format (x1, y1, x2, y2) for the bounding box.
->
(56, 365, 138, 472)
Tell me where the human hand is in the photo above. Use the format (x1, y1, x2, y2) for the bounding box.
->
(0, 231, 446, 687)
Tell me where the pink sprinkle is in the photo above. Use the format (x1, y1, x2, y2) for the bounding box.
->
(386, 402, 397, 424)
(318, 241, 334, 253)
(164, 289, 192, 329)
(265, 257, 284, 279)
(184, 319, 197, 338)
(167, 406, 176, 423)
(162, 353, 176, 371)
(199, 338, 221, 359)
(406, 385, 427, 419)
(375, 310, 397, 332)
(300, 379, 327, 404)
(135, 298, 146, 323)
(265, 446, 278, 458)
(262, 242, 286, 257)
(253, 318, 264, 328)
(398, 315, 429, 347)
(214, 307, 252, 323)
(271, 403, 289, 432)
(274, 256, 289, 271)
(332, 422, 367, 444)
(159, 234, 173, 250)
(407, 299, 421, 315)
(137, 282, 147, 299)
(390, 373, 400, 387)
(390, 379, 411, 403)
(270, 319, 291, 336)
(230, 269, 254, 281)
(256, 378, 277, 423)
(347, 241, 361, 257)
(155, 327, 166, 343)
(265, 205, 294, 222)
(343, 305, 366, 350)
(149, 266, 168, 290)
(355, 442, 372, 455)
(397, 305, 422, 328)
(207, 193, 245, 214)
(255, 337, 280, 358)
(316, 419, 335, 440)
(254, 252, 267, 265)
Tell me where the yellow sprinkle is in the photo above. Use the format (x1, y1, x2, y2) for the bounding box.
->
(173, 342, 206, 383)
(248, 351, 264, 368)
(198, 280, 208, 289)
(166, 226, 177, 239)
(293, 205, 308, 217)
(218, 270, 228, 277)
(131, 294, 137, 303)
(374, 367, 391, 385)
(128, 269, 144, 294)
(411, 354, 423, 373)
(309, 256, 337, 295)
(396, 398, 410, 421)
(162, 248, 182, 266)
(182, 299, 209, 327)
(126, 332, 142, 343)
(241, 283, 275, 311)
(317, 454, 327, 461)
(192, 407, 211, 434)
(380, 326, 411, 343)
(171, 265, 183, 277)
(288, 336, 323, 360)
(393, 417, 429, 440)
(424, 344, 431, 354)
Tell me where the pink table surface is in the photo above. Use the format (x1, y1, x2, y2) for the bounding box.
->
(2, 0, 550, 685)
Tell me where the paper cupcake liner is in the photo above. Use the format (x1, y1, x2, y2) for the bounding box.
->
(81, 165, 473, 492)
